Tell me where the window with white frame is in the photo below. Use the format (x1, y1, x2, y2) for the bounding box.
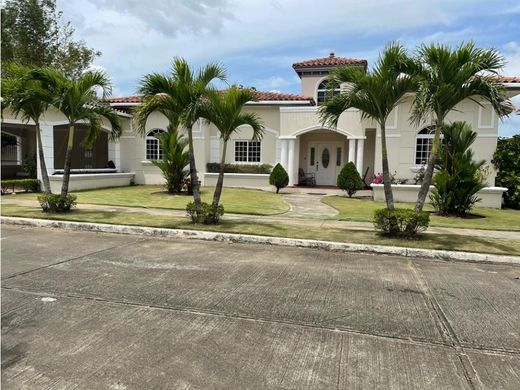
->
(146, 129, 165, 160)
(415, 126, 439, 166)
(316, 80, 341, 105)
(234, 140, 261, 163)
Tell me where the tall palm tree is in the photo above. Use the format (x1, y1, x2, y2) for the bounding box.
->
(2, 63, 52, 193)
(136, 58, 227, 210)
(405, 42, 511, 211)
(320, 43, 416, 210)
(30, 68, 122, 197)
(200, 86, 264, 209)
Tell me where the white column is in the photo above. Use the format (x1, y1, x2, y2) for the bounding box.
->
(356, 139, 364, 174)
(37, 124, 54, 180)
(108, 139, 121, 171)
(288, 139, 295, 186)
(280, 139, 288, 171)
(348, 138, 356, 164)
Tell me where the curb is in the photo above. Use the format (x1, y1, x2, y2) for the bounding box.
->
(2, 216, 520, 265)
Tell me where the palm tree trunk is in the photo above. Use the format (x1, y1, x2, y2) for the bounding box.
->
(212, 140, 227, 207)
(186, 124, 202, 209)
(35, 121, 51, 194)
(61, 124, 74, 197)
(380, 123, 395, 211)
(415, 117, 443, 211)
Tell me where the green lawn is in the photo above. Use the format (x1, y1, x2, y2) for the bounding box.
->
(14, 186, 289, 216)
(322, 196, 520, 231)
(2, 203, 519, 256)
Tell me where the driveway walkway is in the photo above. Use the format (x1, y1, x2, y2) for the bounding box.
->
(282, 193, 338, 218)
(2, 225, 519, 389)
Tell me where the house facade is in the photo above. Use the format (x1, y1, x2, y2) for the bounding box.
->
(2, 53, 519, 204)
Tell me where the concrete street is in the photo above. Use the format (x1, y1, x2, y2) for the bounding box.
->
(2, 225, 519, 389)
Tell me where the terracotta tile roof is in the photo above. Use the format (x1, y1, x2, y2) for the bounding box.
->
(293, 53, 367, 69)
(496, 76, 520, 83)
(105, 90, 315, 105)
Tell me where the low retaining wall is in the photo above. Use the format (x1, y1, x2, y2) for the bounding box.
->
(49, 172, 135, 193)
(203, 173, 271, 190)
(371, 184, 507, 209)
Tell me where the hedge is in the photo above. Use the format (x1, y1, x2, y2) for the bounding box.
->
(206, 163, 272, 174)
(0, 179, 41, 194)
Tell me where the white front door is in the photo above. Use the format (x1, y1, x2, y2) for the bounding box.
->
(308, 142, 340, 185)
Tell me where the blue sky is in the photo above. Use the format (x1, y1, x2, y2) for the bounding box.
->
(60, 0, 520, 136)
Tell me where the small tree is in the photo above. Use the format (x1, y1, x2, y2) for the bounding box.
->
(269, 163, 289, 193)
(430, 122, 485, 216)
(493, 134, 520, 209)
(337, 162, 363, 198)
(151, 128, 189, 193)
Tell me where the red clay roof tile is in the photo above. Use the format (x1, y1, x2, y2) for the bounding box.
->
(293, 53, 367, 68)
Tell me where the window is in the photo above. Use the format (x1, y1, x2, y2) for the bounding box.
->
(415, 126, 439, 166)
(146, 129, 165, 160)
(234, 140, 261, 163)
(310, 147, 315, 166)
(336, 147, 342, 166)
(316, 80, 341, 105)
(1, 132, 21, 165)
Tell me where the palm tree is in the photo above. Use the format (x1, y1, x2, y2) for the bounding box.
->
(320, 43, 416, 210)
(200, 86, 264, 209)
(136, 58, 227, 211)
(30, 68, 122, 197)
(2, 63, 52, 193)
(405, 42, 511, 211)
(152, 128, 190, 193)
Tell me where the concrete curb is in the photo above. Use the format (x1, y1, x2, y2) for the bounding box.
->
(2, 216, 520, 265)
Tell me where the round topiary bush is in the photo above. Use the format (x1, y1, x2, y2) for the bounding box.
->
(337, 162, 363, 198)
(269, 163, 289, 193)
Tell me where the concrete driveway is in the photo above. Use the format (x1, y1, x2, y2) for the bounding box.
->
(1, 225, 519, 389)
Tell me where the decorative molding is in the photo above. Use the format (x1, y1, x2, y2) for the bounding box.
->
(477, 103, 495, 129)
(385, 106, 399, 129)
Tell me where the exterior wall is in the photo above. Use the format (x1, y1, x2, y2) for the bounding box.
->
(300, 75, 326, 99)
(371, 184, 507, 209)
(373, 97, 500, 185)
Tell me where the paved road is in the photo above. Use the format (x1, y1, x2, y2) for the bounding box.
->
(1, 225, 519, 389)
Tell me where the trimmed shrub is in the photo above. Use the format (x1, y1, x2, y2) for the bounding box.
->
(269, 163, 289, 193)
(37, 193, 77, 212)
(186, 202, 225, 224)
(1, 179, 41, 194)
(373, 208, 430, 239)
(337, 162, 363, 197)
(206, 163, 272, 174)
(498, 174, 520, 209)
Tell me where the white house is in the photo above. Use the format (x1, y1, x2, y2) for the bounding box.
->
(2, 53, 519, 207)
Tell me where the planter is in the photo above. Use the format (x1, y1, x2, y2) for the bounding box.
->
(371, 184, 507, 209)
(203, 173, 270, 190)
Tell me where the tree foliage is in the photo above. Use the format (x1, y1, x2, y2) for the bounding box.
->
(337, 162, 363, 198)
(493, 134, 520, 209)
(269, 163, 289, 193)
(1, 0, 100, 77)
(430, 122, 485, 216)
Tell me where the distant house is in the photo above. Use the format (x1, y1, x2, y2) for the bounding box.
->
(2, 53, 519, 201)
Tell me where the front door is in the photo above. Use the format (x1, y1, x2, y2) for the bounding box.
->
(308, 142, 338, 185)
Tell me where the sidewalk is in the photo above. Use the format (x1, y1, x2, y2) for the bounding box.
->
(3, 197, 520, 240)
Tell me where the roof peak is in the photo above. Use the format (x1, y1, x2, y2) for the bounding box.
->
(293, 54, 367, 69)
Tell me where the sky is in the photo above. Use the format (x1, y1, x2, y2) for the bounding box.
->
(58, 0, 520, 137)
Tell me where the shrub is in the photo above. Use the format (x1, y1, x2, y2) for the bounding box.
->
(186, 202, 225, 224)
(269, 163, 289, 193)
(38, 193, 77, 212)
(493, 135, 520, 209)
(0, 179, 41, 194)
(373, 208, 430, 238)
(430, 122, 485, 216)
(206, 163, 272, 174)
(337, 162, 363, 197)
(152, 130, 189, 193)
(22, 153, 37, 178)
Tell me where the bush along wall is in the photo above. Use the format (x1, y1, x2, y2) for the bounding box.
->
(206, 163, 272, 174)
(0, 179, 41, 194)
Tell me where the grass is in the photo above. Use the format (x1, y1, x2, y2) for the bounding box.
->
(322, 196, 520, 231)
(14, 185, 289, 216)
(2, 203, 520, 256)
